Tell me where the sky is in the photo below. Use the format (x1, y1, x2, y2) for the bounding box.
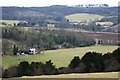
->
(0, 0, 119, 7)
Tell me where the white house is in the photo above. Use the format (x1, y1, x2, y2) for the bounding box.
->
(30, 48, 37, 54)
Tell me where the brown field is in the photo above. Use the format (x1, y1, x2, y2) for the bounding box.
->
(82, 32, 120, 41)
(64, 28, 120, 41)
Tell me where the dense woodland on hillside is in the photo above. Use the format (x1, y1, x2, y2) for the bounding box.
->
(2, 47, 120, 78)
(2, 6, 118, 22)
(2, 27, 95, 55)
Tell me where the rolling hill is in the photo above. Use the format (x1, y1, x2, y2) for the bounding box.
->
(2, 6, 118, 21)
(3, 45, 118, 69)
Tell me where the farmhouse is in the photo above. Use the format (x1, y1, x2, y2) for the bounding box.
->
(15, 48, 37, 55)
(29, 48, 37, 54)
(47, 23, 55, 28)
(46, 23, 56, 30)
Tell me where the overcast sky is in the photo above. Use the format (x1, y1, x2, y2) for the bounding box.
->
(0, 0, 119, 7)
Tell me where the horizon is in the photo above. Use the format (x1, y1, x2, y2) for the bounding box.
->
(0, 4, 119, 8)
(0, 0, 119, 7)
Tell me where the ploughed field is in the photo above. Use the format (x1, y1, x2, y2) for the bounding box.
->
(2, 45, 118, 69)
(65, 29, 120, 41)
(83, 32, 120, 41)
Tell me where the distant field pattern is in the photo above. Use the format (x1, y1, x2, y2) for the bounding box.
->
(0, 20, 20, 27)
(65, 13, 104, 23)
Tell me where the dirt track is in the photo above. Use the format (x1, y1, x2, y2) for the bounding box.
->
(2, 72, 119, 80)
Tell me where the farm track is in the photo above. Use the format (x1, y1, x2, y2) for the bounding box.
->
(2, 72, 119, 80)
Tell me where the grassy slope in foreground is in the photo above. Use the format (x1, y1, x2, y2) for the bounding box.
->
(3, 45, 118, 69)
(65, 13, 104, 23)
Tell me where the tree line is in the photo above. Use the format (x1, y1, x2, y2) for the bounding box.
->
(2, 27, 95, 55)
(2, 47, 120, 78)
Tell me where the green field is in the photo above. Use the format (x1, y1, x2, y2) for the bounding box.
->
(0, 20, 20, 27)
(65, 13, 104, 23)
(2, 45, 118, 69)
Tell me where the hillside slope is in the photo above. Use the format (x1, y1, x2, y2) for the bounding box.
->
(3, 45, 118, 69)
(2, 6, 118, 21)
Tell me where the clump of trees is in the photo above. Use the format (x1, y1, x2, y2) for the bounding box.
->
(2, 60, 58, 78)
(98, 39, 119, 45)
(74, 22, 104, 32)
(63, 48, 120, 73)
(98, 17, 118, 25)
(2, 27, 95, 55)
(2, 47, 120, 78)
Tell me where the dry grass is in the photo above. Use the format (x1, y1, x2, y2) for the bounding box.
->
(22, 72, 119, 78)
(2, 72, 119, 80)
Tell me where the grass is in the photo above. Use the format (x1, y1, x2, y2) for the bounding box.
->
(0, 20, 20, 27)
(65, 13, 104, 23)
(2, 72, 119, 79)
(21, 72, 119, 78)
(2, 45, 118, 69)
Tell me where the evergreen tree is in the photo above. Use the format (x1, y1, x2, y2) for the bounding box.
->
(18, 61, 32, 76)
(69, 56, 81, 69)
(13, 44, 19, 55)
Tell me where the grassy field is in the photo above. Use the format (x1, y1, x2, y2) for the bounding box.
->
(2, 45, 118, 69)
(0, 20, 20, 27)
(65, 13, 104, 23)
